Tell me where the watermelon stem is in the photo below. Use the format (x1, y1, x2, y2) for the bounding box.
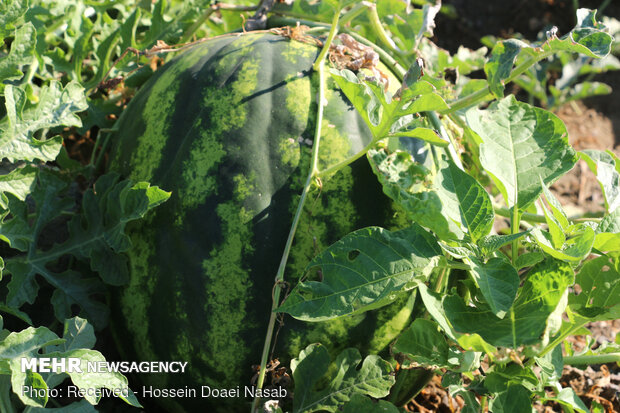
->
(252, 5, 344, 412)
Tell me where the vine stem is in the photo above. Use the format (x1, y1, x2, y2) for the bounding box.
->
(525, 317, 589, 367)
(250, 6, 342, 413)
(511, 206, 521, 264)
(564, 352, 620, 365)
(443, 51, 554, 114)
(494, 205, 602, 224)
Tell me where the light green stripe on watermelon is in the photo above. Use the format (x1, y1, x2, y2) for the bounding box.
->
(282, 37, 317, 63)
(200, 201, 255, 384)
(128, 47, 206, 182)
(317, 118, 353, 171)
(177, 57, 260, 213)
(286, 75, 312, 125)
(118, 219, 162, 384)
(286, 166, 357, 280)
(278, 136, 302, 167)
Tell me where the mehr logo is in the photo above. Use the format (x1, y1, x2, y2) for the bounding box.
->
(21, 357, 189, 374)
(21, 358, 82, 373)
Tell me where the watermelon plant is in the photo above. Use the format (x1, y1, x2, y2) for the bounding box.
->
(0, 0, 618, 413)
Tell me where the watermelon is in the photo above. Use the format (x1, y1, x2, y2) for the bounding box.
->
(109, 32, 414, 412)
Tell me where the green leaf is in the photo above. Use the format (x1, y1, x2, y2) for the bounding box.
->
(0, 303, 32, 325)
(48, 317, 95, 353)
(485, 39, 527, 98)
(594, 209, 620, 252)
(29, 400, 98, 413)
(331, 69, 448, 146)
(554, 81, 612, 105)
(444, 259, 573, 348)
(543, 203, 566, 248)
(435, 160, 495, 242)
(569, 255, 620, 321)
(531, 226, 594, 262)
(467, 95, 577, 211)
(2, 172, 169, 328)
(0, 166, 37, 206)
(455, 390, 481, 413)
(416, 2, 441, 43)
(484, 9, 612, 98)
(369, 147, 494, 241)
(368, 146, 460, 240)
(457, 334, 497, 357)
(597, 208, 620, 234)
(0, 23, 36, 85)
(0, 82, 87, 162)
(291, 344, 395, 413)
(388, 127, 447, 147)
(0, 326, 63, 360)
(44, 317, 97, 389)
(540, 178, 569, 248)
(515, 252, 544, 270)
(272, 0, 336, 23)
(392, 319, 450, 369)
(489, 385, 532, 413)
(342, 394, 399, 413)
(542, 388, 589, 413)
(580, 150, 620, 213)
(485, 364, 539, 393)
(464, 257, 519, 319)
(46, 349, 141, 407)
(330, 69, 380, 132)
(278, 225, 440, 321)
(0, 0, 30, 42)
(418, 284, 458, 341)
(478, 231, 529, 256)
(11, 369, 48, 407)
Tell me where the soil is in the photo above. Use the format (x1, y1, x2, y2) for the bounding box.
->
(409, 1, 620, 411)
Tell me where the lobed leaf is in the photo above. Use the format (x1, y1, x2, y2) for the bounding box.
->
(0, 166, 37, 207)
(0, 82, 87, 162)
(2, 172, 169, 328)
(0, 0, 30, 42)
(0, 23, 36, 86)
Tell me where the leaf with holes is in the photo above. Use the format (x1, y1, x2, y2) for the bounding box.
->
(278, 225, 441, 321)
